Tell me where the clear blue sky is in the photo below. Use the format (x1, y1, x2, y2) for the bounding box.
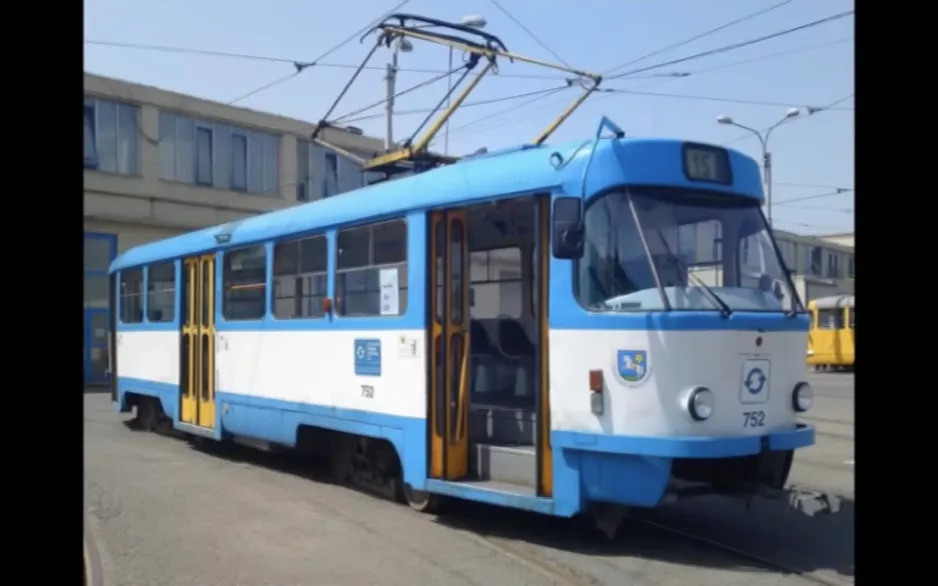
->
(84, 0, 854, 236)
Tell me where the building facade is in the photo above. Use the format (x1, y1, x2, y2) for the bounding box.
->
(83, 72, 386, 384)
(773, 229, 854, 303)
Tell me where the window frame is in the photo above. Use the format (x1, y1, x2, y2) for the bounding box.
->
(146, 262, 177, 323)
(334, 218, 409, 318)
(222, 244, 268, 321)
(271, 234, 329, 320)
(195, 125, 215, 187)
(119, 267, 145, 324)
(83, 96, 139, 176)
(231, 132, 249, 192)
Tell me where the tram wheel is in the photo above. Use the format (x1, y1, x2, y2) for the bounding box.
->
(403, 484, 440, 514)
(137, 398, 159, 432)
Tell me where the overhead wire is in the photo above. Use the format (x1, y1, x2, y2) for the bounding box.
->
(774, 188, 854, 205)
(227, 0, 413, 105)
(437, 13, 854, 146)
(603, 0, 796, 76)
(84, 39, 591, 81)
(339, 85, 572, 123)
(598, 87, 852, 110)
(607, 9, 854, 80)
(490, 0, 573, 68)
(776, 181, 853, 190)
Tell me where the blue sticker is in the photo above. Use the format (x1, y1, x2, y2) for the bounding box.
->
(354, 338, 382, 376)
(617, 349, 648, 383)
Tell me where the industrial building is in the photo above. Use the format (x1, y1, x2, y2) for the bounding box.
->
(773, 229, 854, 303)
(83, 72, 386, 384)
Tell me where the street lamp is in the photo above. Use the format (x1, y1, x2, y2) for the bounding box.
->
(717, 107, 800, 228)
(444, 15, 487, 155)
(385, 38, 414, 149)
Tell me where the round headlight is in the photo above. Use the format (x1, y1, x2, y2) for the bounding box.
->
(687, 387, 714, 421)
(792, 382, 813, 412)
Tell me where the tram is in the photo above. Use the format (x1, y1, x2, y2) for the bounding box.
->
(108, 14, 819, 535)
(806, 294, 855, 370)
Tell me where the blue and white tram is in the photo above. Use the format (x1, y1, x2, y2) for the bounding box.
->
(108, 119, 816, 530)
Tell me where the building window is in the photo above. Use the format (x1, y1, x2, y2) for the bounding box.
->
(196, 127, 214, 186)
(147, 262, 176, 322)
(295, 140, 366, 202)
(231, 133, 248, 191)
(336, 219, 408, 316)
(120, 268, 144, 323)
(273, 235, 328, 319)
(296, 139, 310, 202)
(848, 307, 855, 329)
(848, 256, 855, 279)
(826, 252, 840, 278)
(159, 112, 279, 195)
(84, 96, 139, 176)
(222, 246, 267, 320)
(806, 246, 822, 276)
(325, 152, 338, 198)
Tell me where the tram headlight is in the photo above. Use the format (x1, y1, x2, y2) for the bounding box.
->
(685, 387, 714, 422)
(792, 382, 813, 413)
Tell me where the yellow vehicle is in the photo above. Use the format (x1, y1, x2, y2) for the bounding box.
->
(806, 295, 854, 370)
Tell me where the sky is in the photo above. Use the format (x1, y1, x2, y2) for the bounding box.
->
(83, 0, 854, 236)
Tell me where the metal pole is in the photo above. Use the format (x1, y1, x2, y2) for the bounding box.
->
(763, 148, 773, 228)
(444, 46, 453, 155)
(385, 49, 398, 150)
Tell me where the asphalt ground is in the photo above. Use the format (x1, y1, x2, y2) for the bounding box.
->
(84, 371, 853, 586)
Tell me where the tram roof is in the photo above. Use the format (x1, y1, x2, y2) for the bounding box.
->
(110, 136, 763, 272)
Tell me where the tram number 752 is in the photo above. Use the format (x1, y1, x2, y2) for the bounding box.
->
(742, 410, 766, 428)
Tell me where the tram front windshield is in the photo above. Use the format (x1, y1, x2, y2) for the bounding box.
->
(576, 188, 802, 314)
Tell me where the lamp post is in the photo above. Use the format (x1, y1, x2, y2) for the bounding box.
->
(445, 14, 487, 155)
(716, 107, 800, 228)
(385, 37, 413, 149)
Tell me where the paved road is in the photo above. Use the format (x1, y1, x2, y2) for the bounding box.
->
(84, 374, 853, 586)
(792, 371, 854, 498)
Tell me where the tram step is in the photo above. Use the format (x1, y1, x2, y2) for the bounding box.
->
(453, 478, 537, 498)
(470, 442, 537, 489)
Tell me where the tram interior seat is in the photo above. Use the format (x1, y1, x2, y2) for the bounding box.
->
(468, 315, 537, 447)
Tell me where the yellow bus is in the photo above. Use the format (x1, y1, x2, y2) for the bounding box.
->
(806, 294, 854, 370)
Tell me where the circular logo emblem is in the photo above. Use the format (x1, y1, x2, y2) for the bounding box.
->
(744, 368, 766, 395)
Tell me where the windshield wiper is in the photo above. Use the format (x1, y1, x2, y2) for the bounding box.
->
(656, 232, 733, 318)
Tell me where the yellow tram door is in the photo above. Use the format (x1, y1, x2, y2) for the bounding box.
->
(428, 210, 470, 480)
(180, 255, 217, 430)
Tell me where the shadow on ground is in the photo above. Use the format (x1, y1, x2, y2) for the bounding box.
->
(121, 415, 854, 583)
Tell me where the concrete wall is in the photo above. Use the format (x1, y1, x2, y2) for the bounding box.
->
(83, 72, 385, 247)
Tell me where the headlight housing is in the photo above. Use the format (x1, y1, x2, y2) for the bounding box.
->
(792, 382, 813, 412)
(686, 387, 714, 421)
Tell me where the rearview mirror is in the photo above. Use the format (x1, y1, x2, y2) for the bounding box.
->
(552, 197, 584, 259)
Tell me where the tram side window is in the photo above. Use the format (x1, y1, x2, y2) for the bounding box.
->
(273, 234, 327, 319)
(847, 308, 855, 329)
(119, 268, 144, 323)
(816, 308, 843, 330)
(223, 245, 267, 320)
(147, 262, 175, 322)
(336, 219, 408, 316)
